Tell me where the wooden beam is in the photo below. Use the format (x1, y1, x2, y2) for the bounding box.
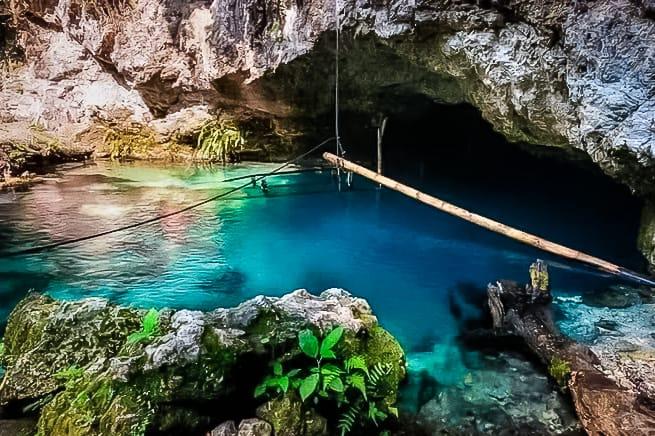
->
(323, 152, 655, 285)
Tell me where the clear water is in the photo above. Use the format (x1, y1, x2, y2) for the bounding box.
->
(0, 140, 646, 423)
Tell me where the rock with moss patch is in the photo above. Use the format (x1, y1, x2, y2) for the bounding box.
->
(0, 289, 404, 435)
(255, 392, 327, 436)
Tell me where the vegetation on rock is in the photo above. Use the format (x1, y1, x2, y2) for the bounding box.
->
(548, 357, 571, 388)
(254, 325, 401, 435)
(195, 119, 246, 163)
(0, 290, 405, 436)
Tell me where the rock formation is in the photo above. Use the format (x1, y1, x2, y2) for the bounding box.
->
(0, 289, 406, 435)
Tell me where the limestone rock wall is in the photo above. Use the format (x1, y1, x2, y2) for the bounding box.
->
(2, 0, 655, 260)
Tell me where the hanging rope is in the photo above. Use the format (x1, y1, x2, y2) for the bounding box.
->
(334, 0, 344, 157)
(1, 137, 336, 258)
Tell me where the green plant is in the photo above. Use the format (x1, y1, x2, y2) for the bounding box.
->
(254, 326, 398, 435)
(548, 357, 571, 387)
(127, 308, 160, 344)
(195, 119, 246, 163)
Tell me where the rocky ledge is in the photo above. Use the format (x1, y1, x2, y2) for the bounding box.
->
(0, 289, 406, 435)
(487, 280, 655, 434)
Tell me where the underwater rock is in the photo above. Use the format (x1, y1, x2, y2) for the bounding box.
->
(582, 285, 643, 309)
(414, 351, 581, 435)
(488, 280, 655, 434)
(0, 289, 404, 435)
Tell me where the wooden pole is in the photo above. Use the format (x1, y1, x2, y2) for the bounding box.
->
(323, 152, 655, 285)
(377, 116, 387, 176)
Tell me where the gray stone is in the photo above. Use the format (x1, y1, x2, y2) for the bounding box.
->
(211, 420, 237, 436)
(237, 418, 272, 436)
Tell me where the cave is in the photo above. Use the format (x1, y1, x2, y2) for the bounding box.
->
(251, 32, 647, 274)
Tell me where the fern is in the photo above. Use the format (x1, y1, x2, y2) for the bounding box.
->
(368, 362, 392, 388)
(347, 373, 367, 400)
(195, 119, 246, 163)
(338, 403, 360, 436)
(345, 355, 368, 375)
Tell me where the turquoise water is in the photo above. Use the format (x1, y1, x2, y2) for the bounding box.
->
(0, 146, 645, 422)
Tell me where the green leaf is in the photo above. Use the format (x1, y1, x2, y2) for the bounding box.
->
(299, 374, 319, 401)
(329, 376, 344, 392)
(142, 308, 159, 334)
(319, 326, 344, 358)
(278, 376, 289, 393)
(287, 369, 301, 378)
(273, 361, 283, 376)
(388, 406, 399, 418)
(320, 349, 336, 359)
(298, 330, 319, 358)
(254, 384, 267, 398)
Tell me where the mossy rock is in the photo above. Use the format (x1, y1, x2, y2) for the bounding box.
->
(255, 392, 327, 436)
(0, 293, 142, 404)
(339, 326, 406, 409)
(0, 289, 401, 435)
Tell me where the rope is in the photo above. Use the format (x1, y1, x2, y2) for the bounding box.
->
(334, 0, 343, 157)
(1, 137, 336, 258)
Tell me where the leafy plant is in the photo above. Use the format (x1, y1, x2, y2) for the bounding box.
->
(548, 357, 571, 387)
(127, 308, 160, 344)
(254, 361, 301, 398)
(195, 119, 246, 163)
(254, 326, 397, 435)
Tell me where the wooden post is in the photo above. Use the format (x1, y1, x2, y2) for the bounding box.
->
(377, 116, 387, 176)
(323, 152, 655, 285)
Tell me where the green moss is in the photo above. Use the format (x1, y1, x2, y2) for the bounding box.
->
(256, 392, 327, 436)
(339, 326, 406, 409)
(2, 293, 58, 363)
(548, 357, 571, 387)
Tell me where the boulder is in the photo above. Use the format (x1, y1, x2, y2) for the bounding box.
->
(237, 418, 272, 436)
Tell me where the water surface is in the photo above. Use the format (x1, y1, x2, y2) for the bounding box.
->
(0, 147, 646, 428)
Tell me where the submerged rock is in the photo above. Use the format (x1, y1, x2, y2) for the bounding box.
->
(414, 352, 581, 435)
(0, 289, 405, 435)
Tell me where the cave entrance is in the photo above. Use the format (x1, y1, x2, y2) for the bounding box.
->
(331, 96, 646, 273)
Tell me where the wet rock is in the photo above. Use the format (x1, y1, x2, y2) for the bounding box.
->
(0, 289, 404, 435)
(237, 418, 271, 436)
(210, 420, 237, 436)
(595, 319, 620, 332)
(615, 340, 639, 353)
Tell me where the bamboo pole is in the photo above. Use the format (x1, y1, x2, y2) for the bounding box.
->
(323, 152, 655, 285)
